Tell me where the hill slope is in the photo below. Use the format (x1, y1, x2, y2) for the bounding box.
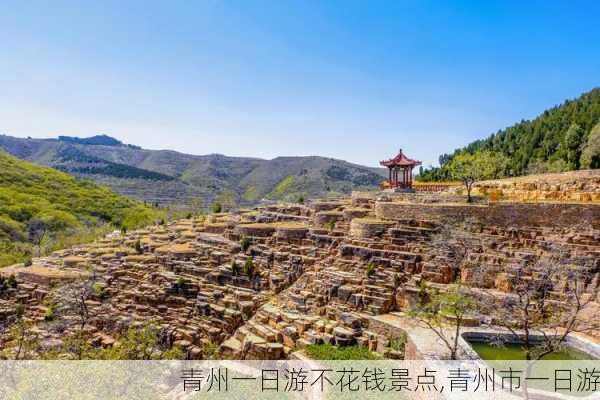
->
(420, 88, 600, 180)
(0, 135, 386, 207)
(0, 150, 163, 267)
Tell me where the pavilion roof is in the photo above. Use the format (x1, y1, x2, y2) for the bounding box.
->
(379, 149, 422, 167)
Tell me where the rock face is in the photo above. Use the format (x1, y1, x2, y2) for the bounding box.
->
(0, 189, 598, 360)
(463, 169, 600, 203)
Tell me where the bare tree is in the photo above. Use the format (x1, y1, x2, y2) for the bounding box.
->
(410, 282, 477, 360)
(27, 219, 48, 257)
(481, 256, 599, 399)
(486, 257, 598, 360)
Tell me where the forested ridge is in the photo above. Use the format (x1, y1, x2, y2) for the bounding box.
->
(419, 88, 600, 180)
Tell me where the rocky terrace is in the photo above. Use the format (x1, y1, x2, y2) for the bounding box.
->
(0, 190, 598, 360)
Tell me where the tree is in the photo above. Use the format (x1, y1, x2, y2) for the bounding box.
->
(438, 153, 451, 166)
(480, 257, 598, 399)
(26, 219, 48, 257)
(410, 284, 476, 360)
(482, 257, 599, 361)
(563, 123, 585, 169)
(417, 88, 600, 177)
(580, 122, 600, 169)
(446, 151, 508, 202)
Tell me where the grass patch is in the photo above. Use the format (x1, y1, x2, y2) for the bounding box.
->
(305, 344, 382, 360)
(242, 186, 260, 202)
(268, 175, 295, 199)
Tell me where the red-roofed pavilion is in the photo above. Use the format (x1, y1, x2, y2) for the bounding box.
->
(380, 149, 422, 190)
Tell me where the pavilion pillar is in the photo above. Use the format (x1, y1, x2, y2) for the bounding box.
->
(400, 168, 403, 187)
(388, 167, 392, 186)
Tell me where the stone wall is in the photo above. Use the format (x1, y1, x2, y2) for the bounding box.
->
(463, 169, 600, 203)
(375, 201, 600, 230)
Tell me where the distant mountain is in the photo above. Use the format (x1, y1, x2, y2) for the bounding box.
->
(0, 150, 162, 267)
(58, 134, 122, 146)
(0, 134, 386, 207)
(419, 88, 600, 181)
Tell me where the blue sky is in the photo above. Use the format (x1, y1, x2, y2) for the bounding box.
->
(0, 1, 599, 167)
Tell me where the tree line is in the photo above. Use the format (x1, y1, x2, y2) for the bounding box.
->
(419, 88, 600, 182)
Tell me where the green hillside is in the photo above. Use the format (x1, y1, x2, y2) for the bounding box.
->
(420, 88, 600, 180)
(0, 150, 163, 267)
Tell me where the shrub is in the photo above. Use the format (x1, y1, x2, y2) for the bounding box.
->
(15, 303, 25, 319)
(211, 202, 222, 214)
(175, 277, 186, 290)
(243, 257, 255, 278)
(92, 283, 107, 299)
(201, 341, 219, 360)
(305, 344, 382, 360)
(231, 260, 240, 276)
(326, 220, 336, 232)
(297, 195, 304, 204)
(6, 274, 17, 288)
(134, 239, 143, 254)
(388, 333, 407, 352)
(88, 323, 184, 360)
(23, 256, 33, 267)
(240, 237, 251, 252)
(366, 262, 376, 277)
(44, 303, 57, 321)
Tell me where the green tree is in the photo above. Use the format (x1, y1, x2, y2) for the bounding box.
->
(211, 202, 222, 214)
(446, 151, 507, 202)
(580, 122, 600, 169)
(563, 123, 585, 169)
